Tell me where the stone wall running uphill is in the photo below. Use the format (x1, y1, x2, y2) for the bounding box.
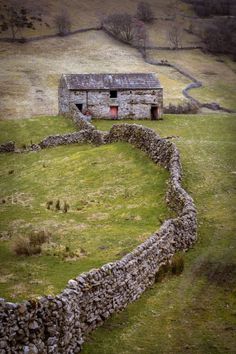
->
(0, 119, 197, 354)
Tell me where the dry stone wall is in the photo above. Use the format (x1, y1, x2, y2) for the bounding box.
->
(0, 141, 15, 153)
(0, 116, 197, 354)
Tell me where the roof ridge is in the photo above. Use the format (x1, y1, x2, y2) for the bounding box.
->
(62, 73, 162, 90)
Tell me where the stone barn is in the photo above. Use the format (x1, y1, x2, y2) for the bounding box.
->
(58, 73, 163, 120)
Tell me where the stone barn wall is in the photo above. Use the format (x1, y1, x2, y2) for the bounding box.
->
(0, 117, 196, 354)
(58, 76, 163, 119)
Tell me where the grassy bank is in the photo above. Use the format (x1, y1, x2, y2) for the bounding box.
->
(0, 117, 170, 301)
(82, 114, 236, 353)
(0, 115, 75, 146)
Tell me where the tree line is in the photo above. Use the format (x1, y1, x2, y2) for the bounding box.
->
(183, 0, 236, 17)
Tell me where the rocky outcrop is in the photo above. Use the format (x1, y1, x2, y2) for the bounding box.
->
(0, 121, 197, 353)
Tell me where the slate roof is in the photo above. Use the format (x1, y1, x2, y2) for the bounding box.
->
(63, 73, 162, 90)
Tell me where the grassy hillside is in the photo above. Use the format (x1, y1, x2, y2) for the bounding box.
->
(148, 49, 236, 111)
(0, 0, 235, 119)
(0, 30, 191, 120)
(0, 0, 193, 38)
(0, 113, 235, 351)
(0, 116, 170, 301)
(80, 113, 236, 354)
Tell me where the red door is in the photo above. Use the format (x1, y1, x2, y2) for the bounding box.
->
(110, 106, 118, 119)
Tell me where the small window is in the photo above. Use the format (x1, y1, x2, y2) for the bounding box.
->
(110, 90, 117, 98)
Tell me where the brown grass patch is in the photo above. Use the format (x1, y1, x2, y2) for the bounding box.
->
(193, 260, 236, 289)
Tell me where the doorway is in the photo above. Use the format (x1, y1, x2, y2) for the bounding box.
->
(110, 106, 118, 119)
(76, 104, 83, 112)
(151, 106, 158, 120)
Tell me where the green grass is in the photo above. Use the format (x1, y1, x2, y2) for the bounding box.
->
(82, 114, 236, 354)
(192, 83, 236, 111)
(1, 114, 236, 352)
(148, 49, 236, 111)
(0, 117, 170, 301)
(0, 115, 75, 146)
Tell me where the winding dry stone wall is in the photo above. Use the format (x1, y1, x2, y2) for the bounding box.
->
(0, 119, 197, 354)
(0, 141, 15, 153)
(67, 104, 94, 131)
(38, 129, 104, 149)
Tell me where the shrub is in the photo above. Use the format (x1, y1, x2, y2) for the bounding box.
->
(12, 236, 41, 256)
(137, 2, 154, 23)
(63, 201, 69, 213)
(155, 253, 185, 281)
(46, 200, 53, 210)
(12, 230, 50, 256)
(171, 253, 184, 275)
(155, 263, 171, 282)
(55, 199, 61, 211)
(29, 230, 50, 246)
(103, 13, 136, 43)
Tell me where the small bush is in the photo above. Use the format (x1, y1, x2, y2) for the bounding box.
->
(46, 200, 53, 210)
(55, 199, 61, 211)
(155, 263, 171, 282)
(12, 236, 41, 256)
(29, 230, 50, 246)
(46, 200, 53, 209)
(12, 230, 50, 256)
(171, 253, 184, 275)
(155, 253, 184, 282)
(63, 201, 69, 213)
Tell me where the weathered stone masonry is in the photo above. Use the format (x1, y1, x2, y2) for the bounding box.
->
(0, 112, 197, 354)
(58, 73, 163, 120)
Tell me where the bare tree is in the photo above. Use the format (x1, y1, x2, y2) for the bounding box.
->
(168, 21, 183, 49)
(133, 19, 149, 55)
(0, 0, 44, 41)
(136, 2, 154, 23)
(103, 13, 137, 43)
(55, 10, 71, 36)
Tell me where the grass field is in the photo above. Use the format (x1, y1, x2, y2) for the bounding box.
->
(0, 113, 235, 351)
(148, 49, 236, 111)
(0, 115, 75, 145)
(1, 0, 235, 120)
(0, 116, 171, 301)
(0, 0, 193, 38)
(80, 113, 236, 354)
